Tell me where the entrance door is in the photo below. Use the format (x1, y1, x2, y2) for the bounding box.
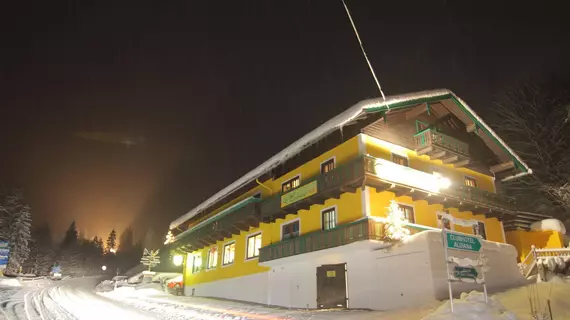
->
(316, 263, 347, 309)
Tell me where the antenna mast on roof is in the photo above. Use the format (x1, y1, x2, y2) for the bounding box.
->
(341, 0, 386, 101)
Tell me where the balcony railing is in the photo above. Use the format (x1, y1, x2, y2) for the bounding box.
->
(414, 129, 469, 158)
(259, 218, 384, 262)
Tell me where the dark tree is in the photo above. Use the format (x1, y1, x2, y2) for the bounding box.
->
(492, 77, 570, 219)
(24, 224, 55, 276)
(106, 229, 117, 253)
(118, 227, 134, 253)
(61, 220, 78, 249)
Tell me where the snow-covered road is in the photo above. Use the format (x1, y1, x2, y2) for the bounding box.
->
(0, 278, 155, 320)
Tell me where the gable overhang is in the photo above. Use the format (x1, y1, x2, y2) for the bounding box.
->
(169, 89, 531, 230)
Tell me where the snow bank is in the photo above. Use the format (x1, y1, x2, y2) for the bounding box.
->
(422, 291, 517, 320)
(0, 277, 21, 287)
(531, 219, 566, 234)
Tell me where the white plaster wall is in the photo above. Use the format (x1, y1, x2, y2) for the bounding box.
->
(371, 233, 437, 310)
(184, 272, 269, 304)
(264, 241, 385, 309)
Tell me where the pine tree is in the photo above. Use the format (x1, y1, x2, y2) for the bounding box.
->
(24, 224, 54, 276)
(106, 229, 117, 253)
(6, 194, 32, 273)
(61, 221, 78, 249)
(118, 227, 133, 253)
(378, 200, 411, 242)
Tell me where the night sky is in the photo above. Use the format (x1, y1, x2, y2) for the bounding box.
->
(1, 1, 568, 242)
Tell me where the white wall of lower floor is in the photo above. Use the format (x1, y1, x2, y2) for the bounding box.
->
(184, 231, 526, 311)
(184, 271, 269, 305)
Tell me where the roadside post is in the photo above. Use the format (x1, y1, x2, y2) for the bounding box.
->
(439, 212, 488, 313)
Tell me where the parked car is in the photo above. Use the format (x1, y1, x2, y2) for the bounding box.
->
(165, 275, 183, 296)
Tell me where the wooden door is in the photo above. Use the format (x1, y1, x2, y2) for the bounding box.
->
(316, 263, 347, 309)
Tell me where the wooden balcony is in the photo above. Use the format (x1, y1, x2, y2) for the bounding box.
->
(259, 218, 384, 263)
(259, 157, 365, 223)
(414, 129, 470, 167)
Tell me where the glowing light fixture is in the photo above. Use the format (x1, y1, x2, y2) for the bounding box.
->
(102, 265, 107, 271)
(173, 255, 184, 266)
(109, 248, 116, 254)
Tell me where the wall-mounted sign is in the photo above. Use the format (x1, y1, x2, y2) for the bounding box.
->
(446, 233, 482, 252)
(281, 180, 318, 208)
(326, 270, 336, 277)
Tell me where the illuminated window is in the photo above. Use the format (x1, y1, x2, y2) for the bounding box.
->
(464, 176, 477, 188)
(392, 153, 409, 167)
(191, 254, 202, 274)
(321, 158, 335, 174)
(473, 221, 487, 240)
(437, 212, 453, 230)
(398, 204, 415, 224)
(246, 233, 262, 259)
(206, 246, 218, 269)
(282, 220, 300, 240)
(282, 176, 300, 193)
(321, 207, 337, 230)
(222, 242, 235, 266)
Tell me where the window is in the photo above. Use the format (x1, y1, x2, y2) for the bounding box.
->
(192, 254, 202, 274)
(464, 176, 477, 188)
(437, 212, 453, 230)
(222, 242, 235, 266)
(246, 233, 262, 259)
(321, 158, 335, 174)
(473, 221, 487, 240)
(392, 153, 409, 167)
(282, 220, 300, 240)
(282, 176, 300, 193)
(398, 204, 415, 224)
(206, 246, 218, 269)
(321, 207, 337, 231)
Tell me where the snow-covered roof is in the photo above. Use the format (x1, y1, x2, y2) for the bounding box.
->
(169, 89, 532, 230)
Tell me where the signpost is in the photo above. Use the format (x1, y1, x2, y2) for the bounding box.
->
(440, 214, 488, 313)
(0, 240, 10, 271)
(453, 266, 478, 280)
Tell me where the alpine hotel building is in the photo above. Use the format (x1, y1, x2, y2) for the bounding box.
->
(166, 90, 550, 310)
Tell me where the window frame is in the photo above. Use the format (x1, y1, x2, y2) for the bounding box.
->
(281, 174, 301, 193)
(245, 232, 263, 261)
(222, 241, 236, 266)
(391, 153, 409, 167)
(321, 206, 338, 231)
(280, 218, 301, 241)
(191, 253, 203, 274)
(464, 176, 477, 188)
(473, 221, 487, 240)
(396, 202, 415, 224)
(206, 245, 218, 270)
(320, 157, 336, 174)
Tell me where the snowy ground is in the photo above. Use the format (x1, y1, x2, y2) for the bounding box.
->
(2, 276, 570, 319)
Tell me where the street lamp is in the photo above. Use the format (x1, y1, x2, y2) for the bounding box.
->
(102, 265, 107, 271)
(173, 255, 183, 266)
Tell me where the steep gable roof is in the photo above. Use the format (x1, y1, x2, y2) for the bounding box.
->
(170, 89, 530, 229)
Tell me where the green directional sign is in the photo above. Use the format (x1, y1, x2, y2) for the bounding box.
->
(446, 232, 482, 252)
(453, 266, 478, 280)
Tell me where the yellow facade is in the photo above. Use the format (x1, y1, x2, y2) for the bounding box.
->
(184, 136, 363, 286)
(184, 133, 507, 286)
(506, 230, 565, 262)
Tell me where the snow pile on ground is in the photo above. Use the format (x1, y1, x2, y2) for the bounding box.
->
(422, 291, 517, 320)
(531, 219, 566, 234)
(0, 277, 21, 287)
